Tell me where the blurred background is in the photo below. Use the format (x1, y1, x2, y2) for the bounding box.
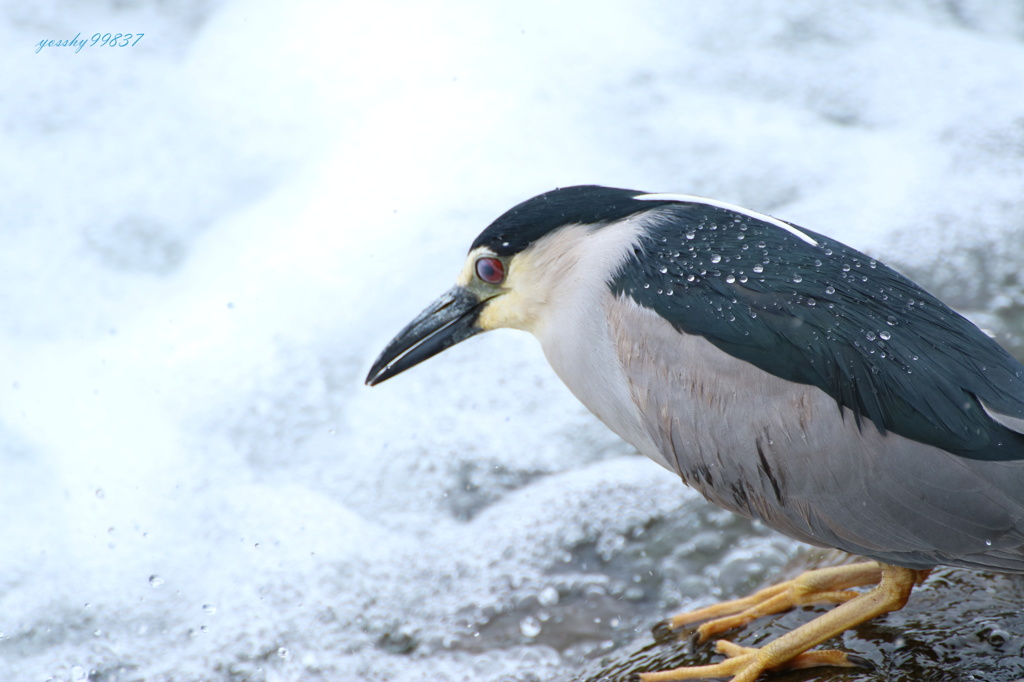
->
(1, 1, 1023, 680)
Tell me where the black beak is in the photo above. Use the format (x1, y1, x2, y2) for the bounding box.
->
(365, 286, 488, 386)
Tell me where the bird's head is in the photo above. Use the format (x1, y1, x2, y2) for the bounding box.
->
(364, 185, 679, 386)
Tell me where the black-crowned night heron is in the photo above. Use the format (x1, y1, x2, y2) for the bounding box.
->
(365, 185, 1024, 682)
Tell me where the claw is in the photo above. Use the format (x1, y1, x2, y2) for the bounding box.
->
(845, 654, 877, 671)
(688, 629, 703, 649)
(651, 619, 679, 644)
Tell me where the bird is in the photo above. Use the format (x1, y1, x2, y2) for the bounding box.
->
(364, 185, 1024, 682)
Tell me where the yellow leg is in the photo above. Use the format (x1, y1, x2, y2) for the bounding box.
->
(638, 563, 926, 682)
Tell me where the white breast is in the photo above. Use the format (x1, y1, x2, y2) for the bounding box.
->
(525, 218, 673, 471)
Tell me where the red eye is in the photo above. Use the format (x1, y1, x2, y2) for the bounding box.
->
(475, 256, 505, 284)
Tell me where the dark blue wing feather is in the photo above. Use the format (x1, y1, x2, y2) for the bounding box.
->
(609, 202, 1024, 461)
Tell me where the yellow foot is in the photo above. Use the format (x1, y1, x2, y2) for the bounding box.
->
(634, 638, 868, 679)
(635, 640, 869, 682)
(636, 563, 926, 682)
(655, 561, 883, 645)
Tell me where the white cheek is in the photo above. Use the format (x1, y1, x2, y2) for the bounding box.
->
(478, 291, 534, 332)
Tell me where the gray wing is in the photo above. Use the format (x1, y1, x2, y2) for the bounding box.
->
(608, 297, 1024, 572)
(610, 203, 1024, 462)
